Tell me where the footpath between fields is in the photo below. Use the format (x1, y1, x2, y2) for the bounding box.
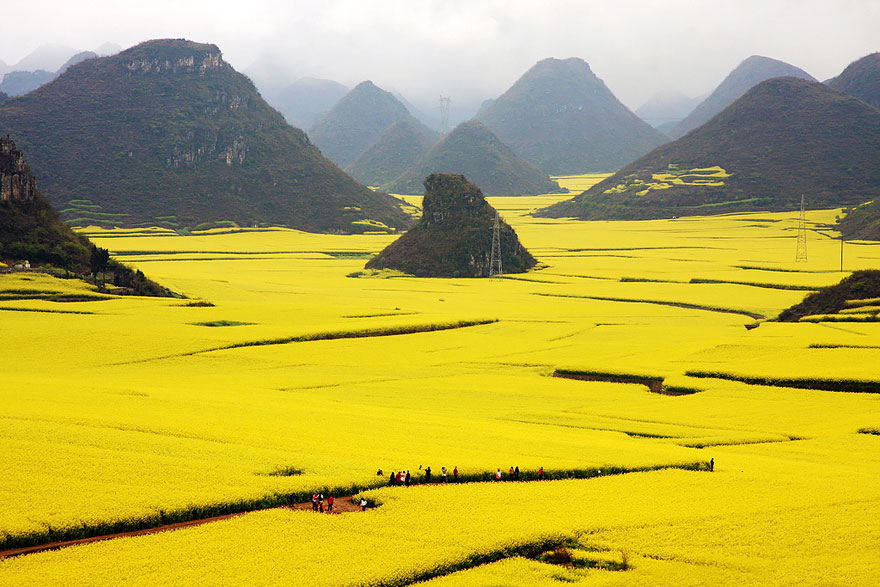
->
(0, 461, 712, 559)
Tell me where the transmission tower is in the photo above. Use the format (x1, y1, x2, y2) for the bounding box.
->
(439, 95, 451, 134)
(795, 195, 808, 262)
(489, 211, 502, 279)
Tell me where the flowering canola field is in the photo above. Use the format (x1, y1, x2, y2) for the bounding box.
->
(2, 184, 880, 585)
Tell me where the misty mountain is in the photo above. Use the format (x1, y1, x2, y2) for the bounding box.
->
(0, 70, 54, 97)
(265, 77, 348, 129)
(669, 55, 816, 139)
(828, 52, 880, 109)
(1, 51, 99, 97)
(0, 39, 411, 233)
(635, 90, 703, 131)
(8, 44, 79, 73)
(477, 57, 668, 174)
(538, 77, 880, 220)
(346, 119, 440, 187)
(386, 120, 560, 196)
(308, 80, 420, 168)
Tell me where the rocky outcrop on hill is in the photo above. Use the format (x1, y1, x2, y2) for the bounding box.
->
(0, 137, 37, 201)
(365, 173, 537, 277)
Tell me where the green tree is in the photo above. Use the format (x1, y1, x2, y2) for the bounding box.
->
(89, 245, 110, 286)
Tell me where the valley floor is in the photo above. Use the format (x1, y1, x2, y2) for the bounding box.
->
(2, 184, 879, 585)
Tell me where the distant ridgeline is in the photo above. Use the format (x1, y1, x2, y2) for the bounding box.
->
(538, 78, 880, 221)
(0, 137, 172, 296)
(365, 173, 537, 278)
(345, 119, 440, 188)
(0, 39, 411, 234)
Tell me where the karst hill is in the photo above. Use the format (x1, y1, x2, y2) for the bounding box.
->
(345, 119, 440, 188)
(538, 77, 880, 221)
(385, 120, 560, 196)
(365, 173, 537, 278)
(308, 80, 422, 169)
(828, 53, 880, 109)
(477, 57, 667, 174)
(0, 137, 171, 295)
(669, 55, 816, 139)
(0, 39, 411, 233)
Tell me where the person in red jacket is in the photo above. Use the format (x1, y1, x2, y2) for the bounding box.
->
(453, 466, 459, 481)
(327, 495, 334, 513)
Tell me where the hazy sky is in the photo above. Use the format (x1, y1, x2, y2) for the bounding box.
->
(2, 0, 878, 110)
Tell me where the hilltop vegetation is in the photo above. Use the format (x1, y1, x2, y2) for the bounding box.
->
(365, 173, 537, 277)
(670, 55, 815, 139)
(0, 39, 410, 233)
(538, 78, 880, 220)
(477, 57, 667, 174)
(385, 121, 560, 196)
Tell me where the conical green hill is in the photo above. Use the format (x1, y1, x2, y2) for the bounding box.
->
(538, 77, 880, 221)
(308, 80, 420, 169)
(384, 120, 560, 196)
(670, 55, 816, 138)
(0, 39, 410, 233)
(345, 119, 440, 187)
(365, 173, 537, 278)
(477, 57, 667, 174)
(828, 53, 880, 109)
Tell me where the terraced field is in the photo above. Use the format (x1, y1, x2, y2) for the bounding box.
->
(3, 180, 880, 585)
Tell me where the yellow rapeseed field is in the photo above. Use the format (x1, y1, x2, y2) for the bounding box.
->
(2, 187, 880, 585)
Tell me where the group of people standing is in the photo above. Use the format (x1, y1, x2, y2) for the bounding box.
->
(384, 465, 460, 486)
(310, 493, 334, 513)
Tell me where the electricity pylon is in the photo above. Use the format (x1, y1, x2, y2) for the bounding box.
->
(489, 211, 502, 279)
(796, 195, 808, 262)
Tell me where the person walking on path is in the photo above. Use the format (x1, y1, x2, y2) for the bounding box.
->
(360, 497, 368, 511)
(453, 466, 459, 481)
(405, 470, 411, 486)
(311, 493, 318, 511)
(514, 466, 520, 481)
(441, 467, 447, 483)
(538, 466, 544, 480)
(389, 472, 396, 486)
(327, 495, 334, 513)
(509, 466, 515, 480)
(425, 466, 432, 483)
(495, 469, 502, 481)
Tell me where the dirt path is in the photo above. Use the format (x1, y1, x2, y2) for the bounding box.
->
(0, 497, 363, 560)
